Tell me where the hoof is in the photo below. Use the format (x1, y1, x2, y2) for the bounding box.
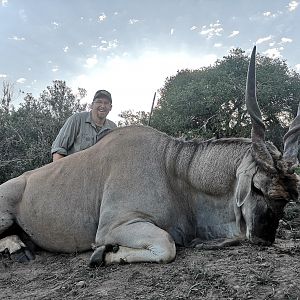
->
(89, 244, 119, 268)
(10, 247, 35, 263)
(89, 246, 107, 268)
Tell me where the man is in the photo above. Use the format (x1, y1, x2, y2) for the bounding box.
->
(51, 89, 117, 161)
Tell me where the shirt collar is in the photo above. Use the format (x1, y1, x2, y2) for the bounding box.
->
(86, 111, 107, 127)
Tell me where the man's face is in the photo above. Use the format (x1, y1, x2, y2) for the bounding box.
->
(91, 97, 112, 120)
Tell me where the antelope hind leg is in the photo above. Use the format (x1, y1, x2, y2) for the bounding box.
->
(0, 178, 35, 262)
(0, 235, 34, 262)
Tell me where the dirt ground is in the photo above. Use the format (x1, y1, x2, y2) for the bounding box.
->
(1, 203, 300, 300)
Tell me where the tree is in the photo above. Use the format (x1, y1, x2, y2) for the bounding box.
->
(118, 110, 149, 126)
(0, 81, 18, 182)
(0, 80, 87, 183)
(1, 81, 14, 113)
(148, 48, 300, 147)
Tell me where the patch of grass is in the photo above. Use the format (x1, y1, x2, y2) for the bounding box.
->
(277, 201, 300, 239)
(185, 266, 236, 299)
(248, 266, 278, 286)
(284, 202, 300, 221)
(294, 166, 300, 175)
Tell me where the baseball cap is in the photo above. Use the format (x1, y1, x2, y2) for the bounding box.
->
(93, 90, 112, 103)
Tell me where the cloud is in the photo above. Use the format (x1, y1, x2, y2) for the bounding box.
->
(52, 66, 59, 72)
(170, 28, 174, 36)
(263, 48, 282, 59)
(16, 78, 26, 83)
(0, 74, 7, 78)
(262, 11, 280, 18)
(288, 1, 298, 11)
(263, 11, 272, 17)
(8, 36, 25, 41)
(128, 19, 139, 25)
(280, 37, 293, 44)
(200, 20, 223, 39)
(214, 43, 222, 48)
(1, 0, 8, 7)
(19, 9, 27, 22)
(250, 10, 282, 22)
(98, 39, 118, 51)
(190, 26, 197, 31)
(51, 21, 60, 28)
(70, 51, 217, 122)
(84, 55, 98, 68)
(228, 30, 239, 38)
(295, 64, 300, 72)
(98, 13, 106, 22)
(63, 46, 69, 53)
(256, 35, 272, 44)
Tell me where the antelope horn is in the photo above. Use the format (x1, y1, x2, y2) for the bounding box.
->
(246, 46, 275, 172)
(283, 101, 300, 171)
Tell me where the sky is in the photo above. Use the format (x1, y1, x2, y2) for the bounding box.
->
(0, 0, 299, 122)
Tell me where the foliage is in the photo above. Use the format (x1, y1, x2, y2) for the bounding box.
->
(118, 110, 149, 126)
(120, 48, 300, 149)
(0, 80, 87, 183)
(2, 49, 300, 183)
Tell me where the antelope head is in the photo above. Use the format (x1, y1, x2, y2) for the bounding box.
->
(236, 46, 299, 244)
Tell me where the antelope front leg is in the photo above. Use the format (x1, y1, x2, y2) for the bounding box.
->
(89, 221, 176, 267)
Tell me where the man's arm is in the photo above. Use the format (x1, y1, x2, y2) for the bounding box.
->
(51, 114, 80, 161)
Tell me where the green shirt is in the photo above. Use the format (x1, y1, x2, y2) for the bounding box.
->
(51, 111, 117, 156)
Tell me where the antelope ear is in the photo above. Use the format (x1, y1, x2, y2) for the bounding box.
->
(235, 155, 257, 207)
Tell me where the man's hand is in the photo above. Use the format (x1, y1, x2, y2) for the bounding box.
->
(52, 153, 65, 161)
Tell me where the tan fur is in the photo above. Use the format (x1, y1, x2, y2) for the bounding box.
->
(0, 125, 298, 265)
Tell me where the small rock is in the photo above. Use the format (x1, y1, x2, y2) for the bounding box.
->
(76, 280, 86, 288)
